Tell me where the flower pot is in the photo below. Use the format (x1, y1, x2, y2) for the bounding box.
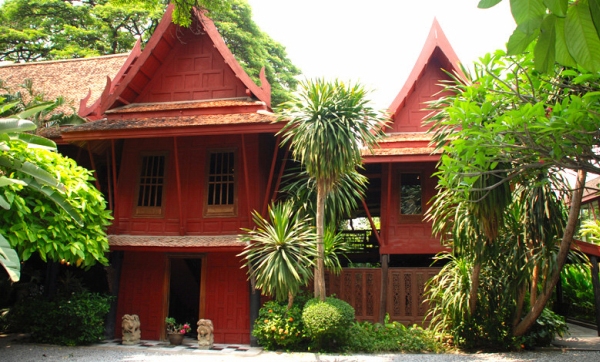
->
(168, 332, 185, 345)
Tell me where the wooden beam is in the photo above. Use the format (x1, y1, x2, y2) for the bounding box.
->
(591, 255, 600, 336)
(86, 143, 101, 191)
(262, 134, 281, 216)
(361, 198, 382, 246)
(241, 135, 252, 220)
(173, 137, 185, 235)
(379, 254, 389, 324)
(106, 151, 113, 211)
(111, 140, 119, 230)
(270, 146, 289, 204)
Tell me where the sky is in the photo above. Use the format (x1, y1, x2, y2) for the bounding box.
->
(245, 0, 516, 109)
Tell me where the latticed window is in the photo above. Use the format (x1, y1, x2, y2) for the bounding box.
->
(205, 150, 236, 216)
(136, 154, 166, 216)
(400, 173, 422, 215)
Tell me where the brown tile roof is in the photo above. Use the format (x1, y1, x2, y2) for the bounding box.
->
(62, 112, 278, 134)
(106, 99, 267, 114)
(0, 55, 127, 112)
(108, 234, 242, 248)
(583, 176, 600, 201)
(379, 132, 433, 143)
(363, 147, 439, 157)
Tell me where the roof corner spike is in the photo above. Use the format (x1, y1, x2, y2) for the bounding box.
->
(259, 67, 272, 109)
(78, 89, 92, 117)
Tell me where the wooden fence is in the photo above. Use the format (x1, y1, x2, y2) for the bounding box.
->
(325, 267, 441, 326)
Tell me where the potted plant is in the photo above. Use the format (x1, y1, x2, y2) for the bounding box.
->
(165, 317, 191, 345)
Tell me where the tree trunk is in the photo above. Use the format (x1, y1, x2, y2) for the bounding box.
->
(513, 169, 586, 336)
(530, 263, 540, 308)
(469, 262, 481, 316)
(314, 180, 327, 301)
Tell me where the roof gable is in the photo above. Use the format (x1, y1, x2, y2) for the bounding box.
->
(91, 4, 271, 117)
(387, 19, 463, 132)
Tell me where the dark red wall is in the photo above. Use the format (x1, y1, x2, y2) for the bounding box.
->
(114, 133, 265, 235)
(205, 252, 250, 344)
(379, 162, 442, 255)
(116, 251, 166, 340)
(135, 28, 248, 103)
(115, 251, 250, 343)
(391, 57, 449, 133)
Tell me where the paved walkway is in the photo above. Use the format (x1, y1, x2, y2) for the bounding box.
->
(551, 322, 600, 351)
(1, 323, 600, 361)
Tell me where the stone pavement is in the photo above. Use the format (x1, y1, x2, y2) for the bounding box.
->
(551, 322, 600, 351)
(94, 336, 264, 356)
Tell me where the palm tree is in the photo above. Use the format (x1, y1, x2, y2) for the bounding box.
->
(239, 201, 315, 308)
(277, 79, 387, 300)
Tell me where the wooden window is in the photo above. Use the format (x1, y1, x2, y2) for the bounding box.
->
(135, 154, 166, 216)
(205, 150, 237, 217)
(400, 173, 422, 215)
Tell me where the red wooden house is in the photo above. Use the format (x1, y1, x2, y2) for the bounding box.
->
(0, 6, 463, 343)
(323, 19, 463, 326)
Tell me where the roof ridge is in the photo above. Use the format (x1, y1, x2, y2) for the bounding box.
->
(0, 53, 130, 68)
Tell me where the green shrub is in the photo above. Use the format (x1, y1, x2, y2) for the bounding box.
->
(346, 316, 442, 353)
(522, 308, 567, 348)
(302, 297, 354, 350)
(252, 300, 306, 350)
(561, 263, 596, 323)
(7, 292, 111, 345)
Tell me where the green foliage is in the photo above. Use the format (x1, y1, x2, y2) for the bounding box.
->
(239, 201, 315, 303)
(6, 291, 112, 345)
(301, 297, 355, 350)
(346, 316, 442, 353)
(480, 0, 600, 72)
(208, 0, 300, 106)
(0, 0, 163, 61)
(0, 97, 109, 281)
(1, 140, 111, 267)
(278, 79, 387, 193)
(579, 219, 600, 245)
(561, 262, 596, 322)
(252, 300, 306, 350)
(0, 0, 300, 107)
(522, 308, 567, 348)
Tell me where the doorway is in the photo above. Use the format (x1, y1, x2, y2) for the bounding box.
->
(167, 256, 204, 336)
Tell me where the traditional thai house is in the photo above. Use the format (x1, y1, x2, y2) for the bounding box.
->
(323, 19, 463, 326)
(0, 6, 464, 343)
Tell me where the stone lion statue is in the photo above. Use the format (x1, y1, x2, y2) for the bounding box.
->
(121, 314, 141, 345)
(197, 319, 214, 349)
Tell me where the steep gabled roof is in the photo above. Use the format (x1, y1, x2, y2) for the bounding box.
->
(387, 18, 463, 118)
(0, 54, 127, 113)
(363, 19, 463, 163)
(88, 4, 271, 117)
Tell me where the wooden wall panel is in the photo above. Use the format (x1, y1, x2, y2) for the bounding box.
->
(204, 252, 250, 344)
(115, 251, 166, 340)
(326, 269, 381, 323)
(391, 58, 449, 133)
(136, 28, 247, 103)
(380, 162, 443, 254)
(115, 134, 263, 235)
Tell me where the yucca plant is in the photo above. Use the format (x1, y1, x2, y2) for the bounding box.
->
(239, 201, 316, 308)
(277, 78, 388, 300)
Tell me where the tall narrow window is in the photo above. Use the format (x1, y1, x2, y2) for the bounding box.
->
(400, 173, 422, 215)
(136, 154, 166, 216)
(205, 150, 236, 217)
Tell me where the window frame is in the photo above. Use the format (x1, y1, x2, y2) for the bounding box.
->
(203, 148, 238, 218)
(134, 152, 168, 217)
(398, 172, 424, 219)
